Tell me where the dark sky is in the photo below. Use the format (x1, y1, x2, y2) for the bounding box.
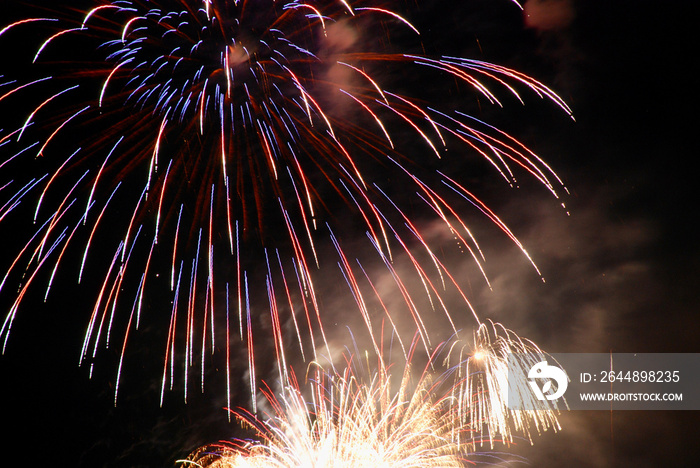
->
(1, 1, 698, 467)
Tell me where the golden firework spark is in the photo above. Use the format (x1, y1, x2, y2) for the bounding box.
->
(182, 322, 561, 467)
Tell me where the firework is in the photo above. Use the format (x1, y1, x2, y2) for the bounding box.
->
(181, 323, 558, 467)
(206, 371, 466, 468)
(1, 0, 572, 407)
(444, 321, 564, 448)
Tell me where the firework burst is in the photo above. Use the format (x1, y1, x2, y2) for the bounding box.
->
(444, 321, 564, 448)
(182, 323, 560, 467)
(1, 0, 572, 408)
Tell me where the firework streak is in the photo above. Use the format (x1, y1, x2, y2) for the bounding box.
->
(0, 0, 571, 437)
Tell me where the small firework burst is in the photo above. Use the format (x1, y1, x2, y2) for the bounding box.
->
(444, 321, 564, 448)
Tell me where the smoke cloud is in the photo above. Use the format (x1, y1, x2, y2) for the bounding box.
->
(523, 0, 575, 31)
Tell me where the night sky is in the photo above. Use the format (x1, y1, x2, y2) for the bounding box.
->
(1, 1, 698, 467)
